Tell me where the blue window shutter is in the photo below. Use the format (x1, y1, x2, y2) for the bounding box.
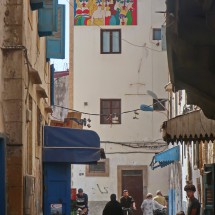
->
(161, 25, 167, 51)
(38, 0, 58, 37)
(30, 0, 44, 10)
(46, 4, 65, 59)
(50, 64, 55, 106)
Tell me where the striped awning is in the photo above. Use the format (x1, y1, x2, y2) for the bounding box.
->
(162, 110, 215, 144)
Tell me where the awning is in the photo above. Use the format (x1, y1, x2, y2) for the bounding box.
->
(43, 126, 104, 164)
(162, 110, 215, 143)
(166, 0, 215, 119)
(150, 146, 180, 170)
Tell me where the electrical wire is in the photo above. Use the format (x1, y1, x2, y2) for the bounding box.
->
(53, 98, 167, 117)
(105, 151, 164, 154)
(101, 140, 167, 148)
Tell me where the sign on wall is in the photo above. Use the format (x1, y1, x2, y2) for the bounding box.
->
(50, 204, 63, 215)
(74, 0, 137, 26)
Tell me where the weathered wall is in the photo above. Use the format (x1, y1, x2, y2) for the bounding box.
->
(0, 0, 51, 214)
(53, 75, 69, 120)
(72, 1, 169, 213)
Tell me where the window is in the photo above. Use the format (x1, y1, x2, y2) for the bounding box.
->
(153, 99, 166, 111)
(100, 99, 121, 124)
(153, 28, 161, 40)
(86, 159, 109, 177)
(101, 29, 121, 54)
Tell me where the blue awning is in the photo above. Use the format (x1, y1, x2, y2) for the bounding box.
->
(43, 126, 104, 164)
(150, 146, 180, 170)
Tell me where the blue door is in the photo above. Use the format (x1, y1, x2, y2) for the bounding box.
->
(0, 137, 6, 214)
(44, 163, 71, 215)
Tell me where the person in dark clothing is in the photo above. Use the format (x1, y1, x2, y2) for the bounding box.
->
(120, 190, 136, 215)
(76, 188, 88, 214)
(184, 184, 200, 215)
(103, 194, 123, 215)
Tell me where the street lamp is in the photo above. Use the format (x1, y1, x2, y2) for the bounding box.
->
(140, 104, 154, 112)
(140, 103, 168, 119)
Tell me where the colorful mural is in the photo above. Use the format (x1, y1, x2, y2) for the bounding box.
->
(74, 0, 137, 26)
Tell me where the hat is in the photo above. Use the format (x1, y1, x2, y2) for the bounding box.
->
(146, 193, 153, 198)
(123, 189, 128, 193)
(78, 188, 83, 193)
(156, 190, 161, 195)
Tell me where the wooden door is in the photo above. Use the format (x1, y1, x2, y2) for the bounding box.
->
(122, 170, 143, 215)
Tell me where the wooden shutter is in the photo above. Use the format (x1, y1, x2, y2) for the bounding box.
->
(38, 0, 58, 37)
(204, 164, 215, 213)
(46, 4, 65, 59)
(30, 0, 44, 10)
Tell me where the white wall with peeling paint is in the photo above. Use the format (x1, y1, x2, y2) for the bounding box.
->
(72, 0, 169, 214)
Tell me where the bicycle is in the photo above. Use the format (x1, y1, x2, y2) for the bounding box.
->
(122, 207, 133, 215)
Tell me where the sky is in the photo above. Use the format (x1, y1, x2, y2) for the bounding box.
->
(51, 0, 70, 72)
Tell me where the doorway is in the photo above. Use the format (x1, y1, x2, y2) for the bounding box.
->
(118, 166, 147, 215)
(43, 163, 71, 215)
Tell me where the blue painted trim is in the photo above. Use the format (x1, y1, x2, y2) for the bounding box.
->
(38, 0, 58, 37)
(0, 137, 6, 214)
(46, 4, 66, 59)
(50, 64, 55, 106)
(168, 189, 176, 215)
(43, 163, 71, 215)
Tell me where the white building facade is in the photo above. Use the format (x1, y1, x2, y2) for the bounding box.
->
(72, 0, 169, 214)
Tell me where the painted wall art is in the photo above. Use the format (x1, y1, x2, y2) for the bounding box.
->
(74, 0, 137, 26)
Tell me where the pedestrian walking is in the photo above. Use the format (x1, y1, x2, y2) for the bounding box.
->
(141, 193, 165, 215)
(103, 194, 123, 215)
(153, 190, 167, 207)
(184, 184, 200, 215)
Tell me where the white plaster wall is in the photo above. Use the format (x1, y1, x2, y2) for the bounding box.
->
(72, 144, 169, 200)
(72, 0, 169, 208)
